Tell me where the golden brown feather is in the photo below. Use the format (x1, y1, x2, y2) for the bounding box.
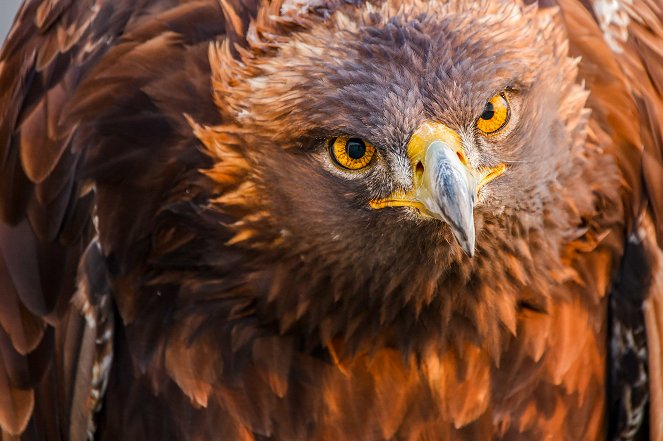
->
(0, 1, 662, 440)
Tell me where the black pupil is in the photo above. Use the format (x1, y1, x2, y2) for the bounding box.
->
(346, 138, 366, 160)
(480, 101, 495, 120)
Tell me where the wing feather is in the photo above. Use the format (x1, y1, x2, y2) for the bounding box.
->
(566, 0, 663, 438)
(540, 0, 663, 437)
(607, 2, 663, 438)
(614, 0, 663, 239)
(0, 1, 236, 438)
(644, 257, 663, 441)
(0, 1, 175, 439)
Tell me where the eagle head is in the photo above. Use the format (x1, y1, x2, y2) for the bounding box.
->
(191, 0, 614, 355)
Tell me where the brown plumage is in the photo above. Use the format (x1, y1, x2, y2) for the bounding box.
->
(0, 0, 662, 439)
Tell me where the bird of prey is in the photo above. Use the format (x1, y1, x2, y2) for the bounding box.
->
(1, 0, 662, 439)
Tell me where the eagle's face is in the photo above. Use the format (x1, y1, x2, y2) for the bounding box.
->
(200, 1, 590, 347)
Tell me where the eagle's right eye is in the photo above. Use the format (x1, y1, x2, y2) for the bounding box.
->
(476, 93, 510, 135)
(328, 137, 376, 170)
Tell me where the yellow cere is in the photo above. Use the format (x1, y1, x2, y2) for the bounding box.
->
(329, 137, 376, 170)
(476, 93, 510, 135)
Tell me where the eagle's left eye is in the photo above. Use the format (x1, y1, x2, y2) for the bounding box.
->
(476, 93, 510, 135)
(329, 137, 376, 170)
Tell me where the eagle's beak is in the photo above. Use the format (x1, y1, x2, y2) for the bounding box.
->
(416, 139, 477, 255)
(370, 122, 505, 257)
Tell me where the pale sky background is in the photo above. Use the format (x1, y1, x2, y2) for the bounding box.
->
(1, 0, 22, 44)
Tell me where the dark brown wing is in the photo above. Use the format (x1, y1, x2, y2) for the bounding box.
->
(0, 2, 133, 438)
(610, 20, 663, 418)
(555, 0, 663, 439)
(0, 1, 237, 439)
(0, 3, 126, 439)
(594, 1, 663, 439)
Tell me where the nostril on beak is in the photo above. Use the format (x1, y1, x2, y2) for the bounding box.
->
(415, 161, 424, 184)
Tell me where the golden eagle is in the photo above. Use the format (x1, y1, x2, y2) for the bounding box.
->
(1, 0, 662, 440)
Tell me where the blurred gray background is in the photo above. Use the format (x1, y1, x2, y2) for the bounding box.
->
(1, 0, 22, 43)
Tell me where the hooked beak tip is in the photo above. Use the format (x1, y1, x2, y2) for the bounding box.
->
(451, 225, 476, 257)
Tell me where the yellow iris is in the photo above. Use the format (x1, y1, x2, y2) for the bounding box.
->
(476, 93, 510, 135)
(329, 137, 376, 170)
